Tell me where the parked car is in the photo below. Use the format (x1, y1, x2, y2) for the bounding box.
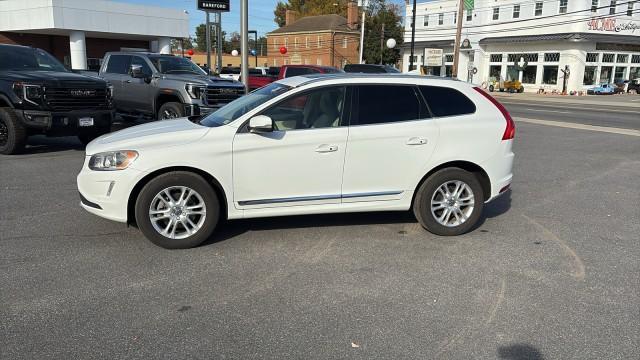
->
(343, 64, 401, 73)
(0, 44, 114, 154)
(245, 67, 276, 91)
(488, 78, 524, 93)
(77, 74, 515, 249)
(219, 66, 240, 81)
(277, 65, 343, 79)
(587, 83, 616, 95)
(99, 52, 245, 120)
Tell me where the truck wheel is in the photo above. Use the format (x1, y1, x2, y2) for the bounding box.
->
(0, 107, 27, 155)
(135, 171, 220, 249)
(413, 167, 484, 236)
(488, 85, 494, 92)
(78, 126, 111, 146)
(518, 86, 524, 93)
(157, 102, 184, 120)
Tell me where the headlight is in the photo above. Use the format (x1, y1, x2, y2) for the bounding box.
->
(89, 151, 138, 171)
(106, 83, 114, 100)
(185, 83, 205, 99)
(13, 82, 43, 105)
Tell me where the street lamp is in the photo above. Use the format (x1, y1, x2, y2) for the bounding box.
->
(386, 38, 396, 49)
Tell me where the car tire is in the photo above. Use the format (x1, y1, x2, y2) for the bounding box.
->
(135, 171, 220, 249)
(488, 85, 494, 92)
(77, 126, 111, 146)
(0, 107, 27, 155)
(517, 86, 524, 93)
(157, 102, 184, 120)
(413, 167, 484, 236)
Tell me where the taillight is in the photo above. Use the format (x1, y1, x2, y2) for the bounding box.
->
(473, 87, 515, 140)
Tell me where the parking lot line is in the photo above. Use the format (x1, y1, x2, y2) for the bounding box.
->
(515, 118, 640, 137)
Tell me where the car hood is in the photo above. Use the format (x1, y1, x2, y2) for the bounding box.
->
(85, 118, 209, 155)
(0, 70, 107, 86)
(160, 74, 244, 88)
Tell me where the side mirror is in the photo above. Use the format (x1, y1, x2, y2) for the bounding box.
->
(248, 115, 273, 133)
(130, 64, 144, 78)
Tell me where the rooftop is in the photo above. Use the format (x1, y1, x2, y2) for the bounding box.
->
(268, 14, 358, 35)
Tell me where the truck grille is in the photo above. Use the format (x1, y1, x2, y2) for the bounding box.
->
(205, 87, 244, 107)
(45, 87, 109, 112)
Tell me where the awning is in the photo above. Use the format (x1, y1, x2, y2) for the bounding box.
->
(479, 32, 640, 45)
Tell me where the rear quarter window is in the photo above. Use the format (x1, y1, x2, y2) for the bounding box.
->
(419, 86, 476, 117)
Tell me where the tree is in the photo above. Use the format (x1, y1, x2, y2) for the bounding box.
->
(194, 23, 211, 52)
(362, 0, 403, 65)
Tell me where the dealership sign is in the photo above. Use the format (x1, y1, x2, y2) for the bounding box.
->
(424, 48, 443, 67)
(587, 17, 638, 33)
(197, 0, 230, 12)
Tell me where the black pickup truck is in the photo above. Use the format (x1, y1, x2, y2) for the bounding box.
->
(0, 44, 114, 154)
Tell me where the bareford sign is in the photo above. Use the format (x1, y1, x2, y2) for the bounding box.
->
(197, 0, 230, 12)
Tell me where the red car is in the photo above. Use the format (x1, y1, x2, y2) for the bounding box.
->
(246, 68, 275, 91)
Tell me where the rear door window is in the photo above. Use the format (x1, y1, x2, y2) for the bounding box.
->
(353, 85, 427, 125)
(105, 55, 131, 74)
(419, 86, 476, 117)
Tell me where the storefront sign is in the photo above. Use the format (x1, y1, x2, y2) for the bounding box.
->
(197, 0, 230, 12)
(424, 48, 443, 67)
(587, 17, 638, 33)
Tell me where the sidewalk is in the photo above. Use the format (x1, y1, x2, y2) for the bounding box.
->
(492, 92, 640, 108)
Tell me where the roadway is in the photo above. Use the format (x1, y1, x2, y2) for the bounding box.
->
(495, 94, 640, 130)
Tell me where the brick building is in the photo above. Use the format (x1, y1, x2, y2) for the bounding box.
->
(267, 2, 361, 69)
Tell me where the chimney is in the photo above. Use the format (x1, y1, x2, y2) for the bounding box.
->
(285, 9, 298, 26)
(347, 1, 359, 30)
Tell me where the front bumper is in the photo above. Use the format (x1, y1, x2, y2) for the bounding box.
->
(16, 109, 114, 135)
(77, 157, 142, 223)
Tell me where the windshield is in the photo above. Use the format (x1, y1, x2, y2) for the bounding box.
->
(148, 56, 206, 75)
(200, 82, 291, 127)
(0, 46, 68, 72)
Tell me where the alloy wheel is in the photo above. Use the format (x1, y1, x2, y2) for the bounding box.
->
(161, 109, 180, 119)
(149, 186, 207, 239)
(430, 180, 475, 227)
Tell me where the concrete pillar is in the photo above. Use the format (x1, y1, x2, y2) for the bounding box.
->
(69, 30, 87, 70)
(158, 37, 171, 54)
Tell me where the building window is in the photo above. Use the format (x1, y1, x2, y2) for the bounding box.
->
(614, 67, 626, 82)
(630, 67, 640, 78)
(559, 0, 568, 13)
(317, 36, 321, 48)
(506, 65, 518, 81)
(489, 65, 502, 80)
(617, 54, 628, 63)
(438, 13, 444, 25)
(273, 39, 278, 50)
(513, 5, 520, 18)
(294, 37, 298, 49)
(305, 37, 309, 48)
(609, 0, 616, 15)
(583, 66, 597, 85)
(493, 7, 500, 20)
(453, 11, 457, 24)
(586, 53, 599, 62)
(445, 54, 454, 63)
(632, 54, 640, 63)
(445, 65, 453, 77)
(466, 9, 472, 21)
(522, 66, 537, 84)
(273, 58, 278, 66)
(542, 66, 559, 84)
(317, 58, 322, 65)
(544, 53, 560, 62)
(424, 13, 429, 26)
(592, 0, 598, 12)
(535, 2, 543, 16)
(600, 66, 613, 82)
(490, 54, 503, 62)
(628, 1, 634, 16)
(602, 53, 615, 62)
(343, 37, 348, 49)
(508, 53, 538, 63)
(284, 38, 288, 48)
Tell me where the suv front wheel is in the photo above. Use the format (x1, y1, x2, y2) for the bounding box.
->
(157, 102, 184, 120)
(413, 168, 484, 236)
(0, 107, 27, 155)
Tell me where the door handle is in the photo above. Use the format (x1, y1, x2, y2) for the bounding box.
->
(406, 137, 428, 146)
(316, 144, 338, 153)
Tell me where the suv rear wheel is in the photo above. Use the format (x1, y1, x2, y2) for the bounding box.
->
(413, 168, 484, 236)
(157, 102, 184, 120)
(135, 171, 220, 249)
(0, 107, 27, 155)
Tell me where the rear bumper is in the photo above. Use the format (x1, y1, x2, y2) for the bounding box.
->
(481, 140, 515, 202)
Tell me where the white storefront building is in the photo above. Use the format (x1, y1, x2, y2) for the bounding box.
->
(402, 0, 640, 92)
(0, 0, 189, 70)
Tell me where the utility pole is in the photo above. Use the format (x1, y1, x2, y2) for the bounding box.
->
(409, 0, 417, 71)
(358, 1, 367, 64)
(216, 12, 223, 73)
(380, 23, 384, 65)
(452, 0, 464, 79)
(206, 11, 211, 74)
(240, 0, 249, 93)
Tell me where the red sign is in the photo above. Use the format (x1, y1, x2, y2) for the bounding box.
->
(588, 17, 639, 32)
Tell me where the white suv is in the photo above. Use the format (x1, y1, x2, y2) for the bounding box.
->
(77, 74, 514, 249)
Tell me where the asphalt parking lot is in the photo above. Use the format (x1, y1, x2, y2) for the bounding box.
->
(1, 120, 639, 359)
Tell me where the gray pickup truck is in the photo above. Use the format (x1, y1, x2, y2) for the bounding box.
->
(99, 52, 245, 120)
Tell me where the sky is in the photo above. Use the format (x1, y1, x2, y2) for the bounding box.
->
(121, 0, 408, 39)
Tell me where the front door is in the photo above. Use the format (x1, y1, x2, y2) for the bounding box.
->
(119, 55, 154, 114)
(341, 84, 438, 202)
(233, 86, 348, 208)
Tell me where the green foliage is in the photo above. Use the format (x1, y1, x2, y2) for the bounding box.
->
(363, 0, 403, 65)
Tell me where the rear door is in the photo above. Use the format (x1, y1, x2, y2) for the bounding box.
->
(341, 84, 438, 202)
(101, 54, 131, 109)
